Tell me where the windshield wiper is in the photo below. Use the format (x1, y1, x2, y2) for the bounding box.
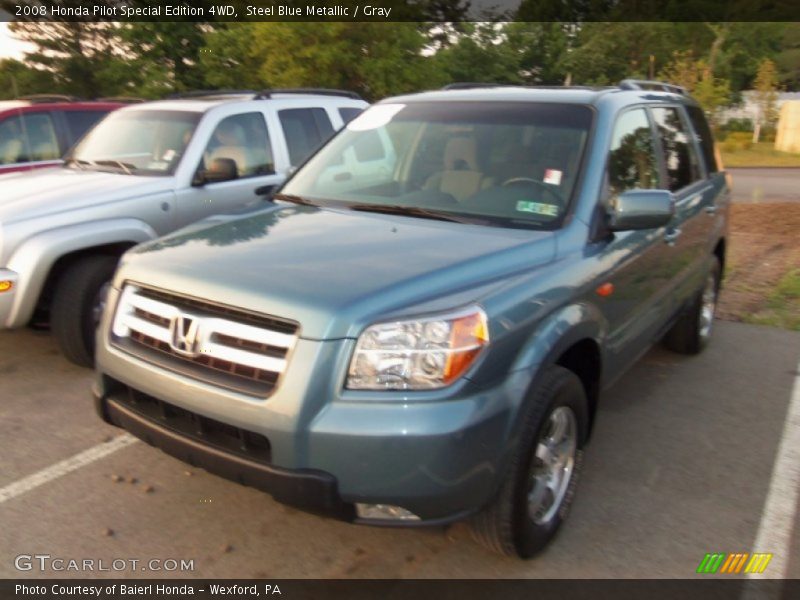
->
(347, 203, 472, 224)
(64, 157, 91, 170)
(93, 159, 136, 175)
(273, 193, 319, 207)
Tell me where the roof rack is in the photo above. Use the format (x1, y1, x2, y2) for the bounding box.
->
(166, 89, 258, 100)
(96, 96, 146, 104)
(255, 88, 362, 100)
(441, 82, 513, 91)
(18, 94, 80, 103)
(618, 79, 686, 95)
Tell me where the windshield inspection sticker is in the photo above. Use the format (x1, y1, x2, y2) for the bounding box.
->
(543, 169, 563, 185)
(516, 201, 559, 217)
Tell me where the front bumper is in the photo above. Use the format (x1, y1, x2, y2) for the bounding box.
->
(95, 287, 531, 524)
(97, 387, 356, 521)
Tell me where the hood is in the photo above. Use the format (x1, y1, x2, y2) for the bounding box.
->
(0, 167, 170, 224)
(121, 204, 556, 340)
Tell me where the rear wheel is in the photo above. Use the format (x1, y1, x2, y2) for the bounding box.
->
(664, 257, 721, 355)
(471, 365, 589, 558)
(51, 255, 118, 367)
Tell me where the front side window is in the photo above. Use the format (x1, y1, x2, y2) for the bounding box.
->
(202, 113, 274, 179)
(607, 108, 660, 198)
(652, 106, 702, 191)
(281, 102, 593, 229)
(69, 109, 200, 175)
(0, 112, 60, 165)
(279, 107, 335, 165)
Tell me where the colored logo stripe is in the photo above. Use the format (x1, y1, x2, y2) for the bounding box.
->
(697, 553, 773, 574)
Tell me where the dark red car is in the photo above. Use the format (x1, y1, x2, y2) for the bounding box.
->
(0, 95, 128, 175)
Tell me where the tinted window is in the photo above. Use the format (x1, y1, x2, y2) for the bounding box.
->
(339, 107, 363, 124)
(63, 110, 109, 143)
(607, 108, 660, 198)
(203, 112, 274, 179)
(686, 105, 718, 173)
(279, 108, 335, 165)
(652, 106, 702, 191)
(0, 112, 60, 165)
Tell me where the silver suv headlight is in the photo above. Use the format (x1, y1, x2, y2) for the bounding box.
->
(346, 306, 489, 391)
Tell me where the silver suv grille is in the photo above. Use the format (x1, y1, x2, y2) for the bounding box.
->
(110, 284, 298, 397)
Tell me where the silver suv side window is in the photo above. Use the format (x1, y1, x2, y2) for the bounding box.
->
(204, 113, 274, 179)
(0, 113, 60, 165)
(279, 108, 335, 166)
(651, 106, 702, 191)
(607, 108, 660, 198)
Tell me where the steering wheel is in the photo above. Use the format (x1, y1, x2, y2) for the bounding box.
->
(501, 177, 563, 204)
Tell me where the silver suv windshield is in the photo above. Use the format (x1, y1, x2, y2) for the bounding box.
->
(67, 109, 201, 176)
(280, 101, 593, 229)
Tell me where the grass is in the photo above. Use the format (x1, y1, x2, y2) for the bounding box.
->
(742, 269, 800, 331)
(719, 142, 800, 168)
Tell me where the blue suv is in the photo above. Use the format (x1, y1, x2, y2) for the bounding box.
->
(94, 80, 728, 558)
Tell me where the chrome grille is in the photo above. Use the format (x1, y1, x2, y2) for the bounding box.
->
(111, 284, 298, 397)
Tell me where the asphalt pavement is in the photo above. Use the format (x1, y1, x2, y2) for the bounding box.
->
(728, 168, 800, 203)
(1, 321, 799, 579)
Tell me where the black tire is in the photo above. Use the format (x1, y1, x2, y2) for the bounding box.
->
(663, 257, 721, 355)
(51, 255, 118, 367)
(471, 365, 589, 558)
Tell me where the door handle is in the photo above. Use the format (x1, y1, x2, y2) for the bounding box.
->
(704, 205, 717, 215)
(664, 228, 682, 244)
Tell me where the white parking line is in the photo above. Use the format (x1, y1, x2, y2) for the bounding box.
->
(748, 358, 800, 579)
(0, 434, 137, 505)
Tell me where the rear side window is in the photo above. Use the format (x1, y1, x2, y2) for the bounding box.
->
(63, 110, 109, 143)
(652, 106, 702, 191)
(0, 112, 60, 165)
(685, 105, 718, 173)
(607, 108, 660, 198)
(279, 108, 335, 165)
(338, 107, 363, 124)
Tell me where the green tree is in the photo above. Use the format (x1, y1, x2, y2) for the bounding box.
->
(435, 22, 524, 85)
(8, 21, 123, 98)
(118, 23, 211, 94)
(659, 50, 730, 123)
(199, 24, 267, 90)
(752, 58, 780, 142)
(241, 23, 438, 100)
(0, 59, 55, 99)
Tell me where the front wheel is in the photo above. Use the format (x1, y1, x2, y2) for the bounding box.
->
(470, 365, 589, 558)
(51, 255, 118, 367)
(664, 257, 721, 355)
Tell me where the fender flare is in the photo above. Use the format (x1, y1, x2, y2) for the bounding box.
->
(5, 218, 157, 327)
(488, 302, 608, 485)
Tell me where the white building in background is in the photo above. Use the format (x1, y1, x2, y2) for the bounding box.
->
(718, 91, 800, 124)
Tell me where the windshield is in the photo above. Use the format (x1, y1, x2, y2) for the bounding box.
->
(281, 101, 593, 229)
(67, 109, 201, 176)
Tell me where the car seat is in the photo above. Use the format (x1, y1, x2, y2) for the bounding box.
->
(423, 137, 494, 202)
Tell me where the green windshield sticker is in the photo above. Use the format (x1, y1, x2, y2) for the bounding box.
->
(515, 201, 559, 217)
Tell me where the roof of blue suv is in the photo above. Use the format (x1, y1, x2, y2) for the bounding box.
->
(384, 85, 699, 109)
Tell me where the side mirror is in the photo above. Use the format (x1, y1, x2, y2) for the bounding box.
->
(192, 158, 238, 186)
(607, 189, 675, 231)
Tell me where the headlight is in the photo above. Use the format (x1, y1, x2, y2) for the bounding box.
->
(346, 306, 489, 390)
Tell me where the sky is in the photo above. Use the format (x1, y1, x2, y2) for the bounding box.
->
(0, 22, 34, 61)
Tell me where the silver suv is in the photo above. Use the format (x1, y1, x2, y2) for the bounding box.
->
(0, 89, 367, 365)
